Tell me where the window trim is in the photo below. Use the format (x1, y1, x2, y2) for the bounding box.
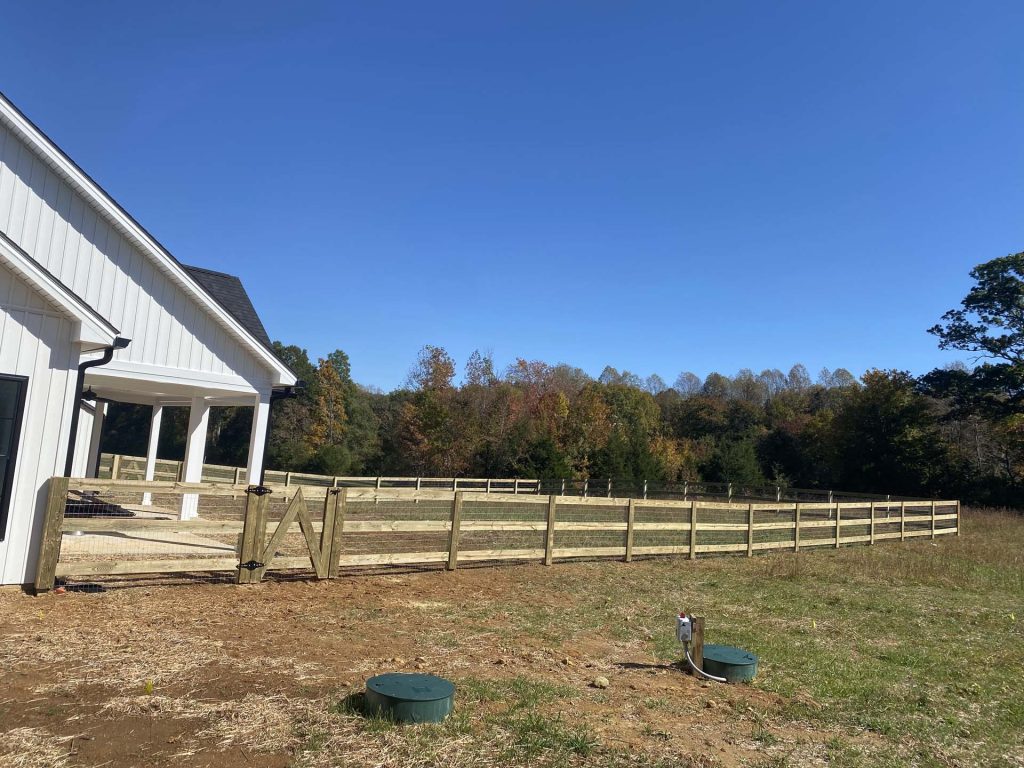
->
(0, 374, 28, 543)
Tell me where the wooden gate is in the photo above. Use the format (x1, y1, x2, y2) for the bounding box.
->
(237, 486, 347, 584)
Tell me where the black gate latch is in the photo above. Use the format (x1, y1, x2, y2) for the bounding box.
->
(238, 560, 265, 571)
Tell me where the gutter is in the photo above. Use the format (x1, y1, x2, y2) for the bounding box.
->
(63, 337, 131, 477)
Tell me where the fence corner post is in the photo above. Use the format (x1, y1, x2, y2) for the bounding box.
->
(870, 501, 876, 545)
(33, 476, 70, 593)
(794, 502, 801, 552)
(931, 500, 937, 539)
(956, 499, 961, 537)
(544, 495, 557, 565)
(447, 491, 464, 571)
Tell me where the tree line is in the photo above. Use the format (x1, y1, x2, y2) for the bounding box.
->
(100, 252, 1024, 506)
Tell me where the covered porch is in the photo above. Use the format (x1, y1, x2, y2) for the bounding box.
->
(72, 366, 274, 520)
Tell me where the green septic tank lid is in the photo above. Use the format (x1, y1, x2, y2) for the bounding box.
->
(364, 673, 456, 723)
(702, 644, 759, 683)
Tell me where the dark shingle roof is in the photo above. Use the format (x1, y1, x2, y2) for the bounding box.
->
(183, 265, 272, 348)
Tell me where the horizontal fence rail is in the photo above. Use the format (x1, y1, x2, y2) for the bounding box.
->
(98, 453, 929, 504)
(34, 476, 960, 591)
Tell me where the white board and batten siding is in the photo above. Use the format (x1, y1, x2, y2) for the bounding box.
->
(0, 260, 78, 584)
(0, 121, 273, 394)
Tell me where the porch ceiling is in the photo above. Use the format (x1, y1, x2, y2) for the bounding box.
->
(84, 369, 259, 407)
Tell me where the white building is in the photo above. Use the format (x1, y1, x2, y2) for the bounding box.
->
(0, 92, 297, 586)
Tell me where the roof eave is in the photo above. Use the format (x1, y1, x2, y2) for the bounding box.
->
(0, 231, 119, 347)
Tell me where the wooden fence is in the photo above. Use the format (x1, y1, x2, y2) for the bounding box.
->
(97, 453, 542, 494)
(97, 452, 917, 504)
(34, 477, 960, 592)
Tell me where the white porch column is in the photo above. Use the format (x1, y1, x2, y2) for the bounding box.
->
(85, 401, 107, 477)
(180, 396, 210, 520)
(246, 389, 272, 487)
(142, 404, 163, 505)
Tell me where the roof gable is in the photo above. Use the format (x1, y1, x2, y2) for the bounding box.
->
(0, 91, 295, 387)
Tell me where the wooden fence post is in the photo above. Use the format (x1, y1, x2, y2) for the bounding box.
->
(956, 500, 961, 537)
(560, 478, 565, 497)
(931, 500, 937, 539)
(794, 503, 801, 552)
(583, 478, 588, 498)
(642, 480, 648, 500)
(747, 504, 754, 557)
(607, 477, 612, 498)
(319, 488, 338, 578)
(689, 501, 697, 559)
(690, 616, 705, 677)
(325, 488, 347, 578)
(447, 491, 464, 571)
(110, 454, 121, 480)
(544, 495, 557, 565)
(683, 481, 688, 501)
(33, 476, 70, 593)
(900, 501, 906, 541)
(835, 503, 842, 548)
(238, 486, 270, 584)
(870, 502, 876, 545)
(625, 498, 636, 562)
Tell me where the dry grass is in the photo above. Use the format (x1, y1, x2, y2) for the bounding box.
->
(99, 693, 302, 753)
(0, 617, 321, 695)
(0, 727, 74, 768)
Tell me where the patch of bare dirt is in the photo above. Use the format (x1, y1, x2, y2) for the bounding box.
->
(0, 563, 873, 767)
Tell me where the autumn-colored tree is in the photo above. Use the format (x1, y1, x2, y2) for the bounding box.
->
(308, 358, 348, 450)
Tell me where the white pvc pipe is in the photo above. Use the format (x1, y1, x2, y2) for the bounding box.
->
(686, 649, 727, 683)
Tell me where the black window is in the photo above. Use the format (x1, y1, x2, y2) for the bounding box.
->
(0, 375, 28, 542)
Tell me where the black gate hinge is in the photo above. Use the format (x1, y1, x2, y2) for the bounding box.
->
(246, 485, 273, 496)
(238, 560, 265, 571)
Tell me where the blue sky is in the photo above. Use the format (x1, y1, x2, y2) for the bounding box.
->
(2, 2, 1021, 390)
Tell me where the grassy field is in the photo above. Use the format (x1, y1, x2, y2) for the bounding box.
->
(1, 509, 1021, 767)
